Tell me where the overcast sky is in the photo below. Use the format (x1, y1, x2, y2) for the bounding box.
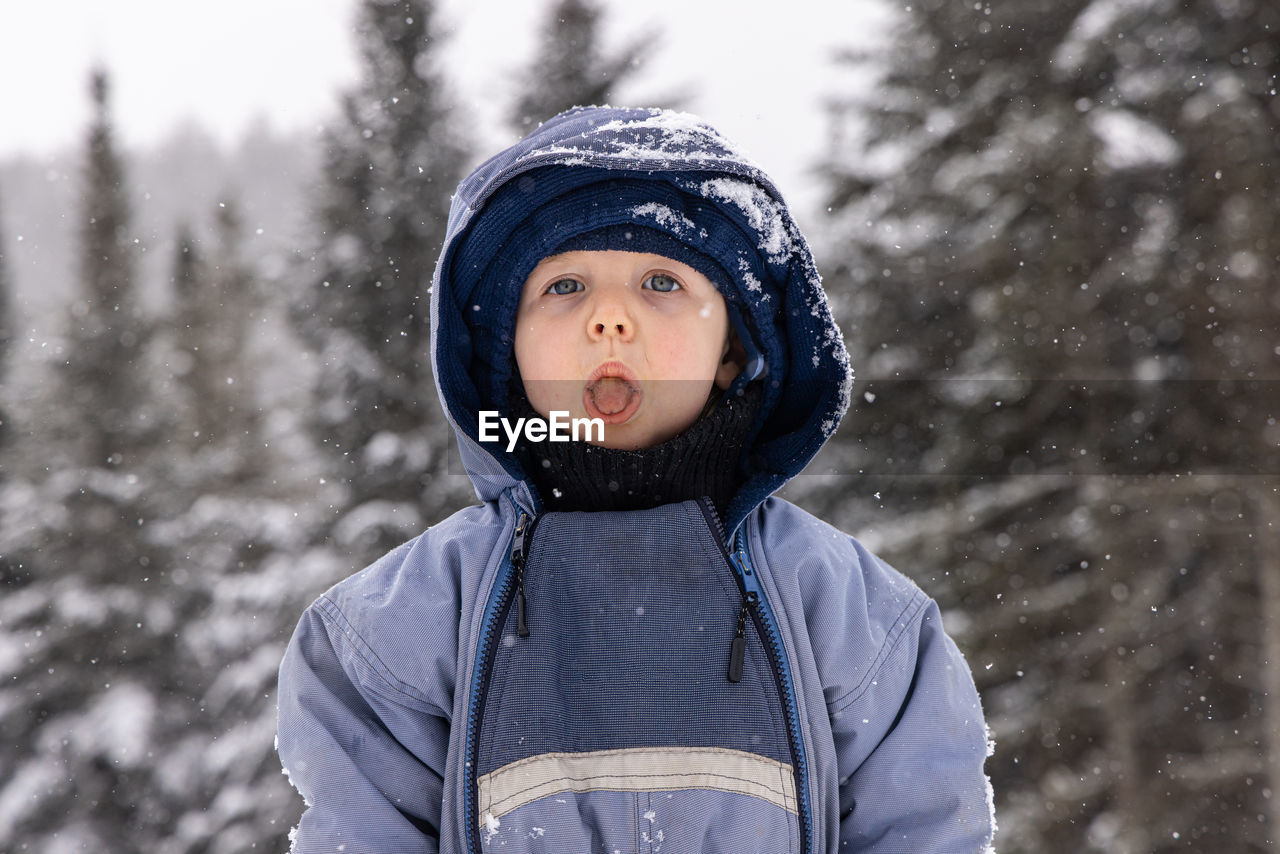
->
(1, 1, 890, 217)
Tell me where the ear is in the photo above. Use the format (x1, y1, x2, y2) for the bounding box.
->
(714, 328, 747, 390)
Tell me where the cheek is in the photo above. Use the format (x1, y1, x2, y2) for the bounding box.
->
(514, 312, 561, 379)
(514, 320, 581, 414)
(513, 322, 539, 378)
(656, 320, 727, 378)
(515, 328, 573, 417)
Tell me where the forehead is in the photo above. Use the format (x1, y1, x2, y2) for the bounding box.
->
(527, 250, 704, 277)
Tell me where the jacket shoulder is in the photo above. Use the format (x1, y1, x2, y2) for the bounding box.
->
(755, 497, 927, 608)
(753, 497, 933, 711)
(306, 501, 507, 702)
(322, 501, 502, 604)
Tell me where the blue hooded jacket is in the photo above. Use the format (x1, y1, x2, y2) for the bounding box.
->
(277, 106, 995, 854)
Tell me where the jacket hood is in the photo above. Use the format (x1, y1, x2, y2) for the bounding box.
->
(429, 106, 851, 532)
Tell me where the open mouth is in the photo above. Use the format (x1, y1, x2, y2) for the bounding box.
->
(583, 362, 643, 424)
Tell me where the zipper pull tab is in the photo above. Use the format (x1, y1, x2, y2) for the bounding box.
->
(512, 514, 530, 638)
(517, 587, 529, 638)
(728, 591, 756, 683)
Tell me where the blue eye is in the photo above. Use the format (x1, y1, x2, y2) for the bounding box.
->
(643, 274, 682, 293)
(546, 278, 584, 295)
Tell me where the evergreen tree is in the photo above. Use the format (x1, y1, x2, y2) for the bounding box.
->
(816, 1, 1280, 851)
(169, 220, 202, 443)
(293, 0, 474, 558)
(1, 76, 337, 854)
(61, 69, 155, 469)
(0, 68, 177, 853)
(508, 0, 650, 131)
(171, 199, 265, 477)
(171, 221, 200, 300)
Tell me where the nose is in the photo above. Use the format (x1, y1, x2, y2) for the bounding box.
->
(587, 293, 634, 341)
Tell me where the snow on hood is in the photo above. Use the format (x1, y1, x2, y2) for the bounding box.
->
(429, 106, 851, 531)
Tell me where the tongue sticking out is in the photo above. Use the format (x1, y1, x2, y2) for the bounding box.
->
(588, 377, 636, 415)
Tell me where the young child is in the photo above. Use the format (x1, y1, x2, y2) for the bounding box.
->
(277, 106, 995, 853)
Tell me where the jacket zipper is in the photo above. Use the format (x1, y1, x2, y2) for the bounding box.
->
(467, 501, 809, 854)
(729, 589, 756, 684)
(512, 513, 531, 637)
(695, 499, 753, 684)
(464, 508, 537, 854)
(697, 497, 812, 854)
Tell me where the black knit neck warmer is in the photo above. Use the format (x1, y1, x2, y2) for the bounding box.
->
(508, 380, 764, 520)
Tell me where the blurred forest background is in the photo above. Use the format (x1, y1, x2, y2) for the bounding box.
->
(1, 0, 1277, 851)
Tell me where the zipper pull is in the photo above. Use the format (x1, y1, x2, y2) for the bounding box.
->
(728, 590, 756, 683)
(513, 514, 530, 638)
(517, 588, 528, 638)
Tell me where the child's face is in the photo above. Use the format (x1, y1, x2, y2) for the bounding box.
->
(514, 250, 740, 450)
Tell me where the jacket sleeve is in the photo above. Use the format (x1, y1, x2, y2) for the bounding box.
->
(832, 596, 995, 852)
(277, 596, 451, 853)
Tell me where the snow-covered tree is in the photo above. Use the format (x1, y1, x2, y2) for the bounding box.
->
(293, 0, 474, 559)
(815, 1, 1280, 851)
(169, 198, 265, 478)
(508, 0, 650, 131)
(0, 68, 180, 853)
(60, 69, 156, 469)
(169, 220, 206, 446)
(1, 64, 368, 853)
